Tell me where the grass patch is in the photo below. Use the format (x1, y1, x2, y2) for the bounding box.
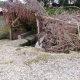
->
(45, 8, 56, 15)
(24, 54, 51, 66)
(5, 60, 14, 64)
(66, 49, 72, 54)
(45, 8, 64, 15)
(64, 8, 75, 14)
(55, 9, 64, 15)
(45, 7, 80, 15)
(0, 1, 3, 7)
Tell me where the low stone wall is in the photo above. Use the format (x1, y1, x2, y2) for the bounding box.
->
(0, 15, 5, 28)
(0, 24, 9, 39)
(0, 15, 9, 39)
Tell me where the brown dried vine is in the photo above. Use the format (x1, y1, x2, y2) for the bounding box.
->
(38, 16, 80, 53)
(3, 2, 36, 25)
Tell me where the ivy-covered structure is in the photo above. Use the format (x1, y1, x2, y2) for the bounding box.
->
(3, 1, 80, 53)
(3, 2, 36, 40)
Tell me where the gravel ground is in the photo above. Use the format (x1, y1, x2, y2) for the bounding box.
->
(0, 40, 80, 80)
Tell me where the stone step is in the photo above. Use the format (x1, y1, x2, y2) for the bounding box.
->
(25, 34, 36, 44)
(18, 31, 33, 39)
(18, 32, 37, 46)
(10, 39, 29, 47)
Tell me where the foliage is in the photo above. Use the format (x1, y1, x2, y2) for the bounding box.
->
(24, 0, 46, 15)
(37, 0, 80, 7)
(45, 8, 65, 15)
(63, 0, 68, 6)
(19, 27, 27, 32)
(67, 49, 72, 54)
(5, 60, 14, 64)
(0, 32, 9, 39)
(29, 23, 37, 33)
(8, 0, 13, 2)
(0, 1, 3, 7)
(59, 0, 63, 6)
(3, 2, 36, 23)
(59, 0, 80, 7)
(45, 7, 80, 15)
(45, 8, 56, 15)
(24, 54, 50, 65)
(37, 0, 41, 2)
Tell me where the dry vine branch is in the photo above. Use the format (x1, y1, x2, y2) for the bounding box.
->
(37, 15, 80, 53)
(63, 6, 80, 10)
(24, 0, 47, 16)
(3, 2, 36, 24)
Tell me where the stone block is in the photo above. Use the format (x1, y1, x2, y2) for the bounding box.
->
(26, 34, 36, 44)
(10, 39, 29, 47)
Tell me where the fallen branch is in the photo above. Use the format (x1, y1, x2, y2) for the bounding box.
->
(12, 16, 20, 27)
(63, 6, 80, 10)
(40, 15, 77, 25)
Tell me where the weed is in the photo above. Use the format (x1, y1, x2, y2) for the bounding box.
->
(45, 8, 56, 15)
(66, 49, 72, 54)
(5, 60, 14, 64)
(24, 54, 51, 66)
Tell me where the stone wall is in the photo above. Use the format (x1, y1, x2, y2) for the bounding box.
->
(0, 15, 9, 39)
(0, 15, 5, 28)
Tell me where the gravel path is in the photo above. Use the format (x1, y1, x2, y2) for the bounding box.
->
(0, 40, 80, 80)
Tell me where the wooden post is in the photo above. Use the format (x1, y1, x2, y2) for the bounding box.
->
(8, 16, 13, 40)
(78, 25, 80, 40)
(36, 16, 40, 35)
(35, 14, 40, 45)
(9, 16, 20, 40)
(9, 26, 13, 40)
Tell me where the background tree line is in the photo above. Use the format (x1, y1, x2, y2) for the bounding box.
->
(37, 0, 80, 7)
(0, 0, 80, 7)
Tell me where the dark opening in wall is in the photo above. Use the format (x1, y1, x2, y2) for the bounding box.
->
(13, 22, 37, 47)
(0, 12, 3, 15)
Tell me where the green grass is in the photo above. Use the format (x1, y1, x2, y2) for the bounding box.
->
(65, 49, 72, 54)
(0, 1, 3, 7)
(56, 9, 64, 15)
(64, 8, 75, 14)
(45, 7, 80, 15)
(5, 60, 14, 64)
(24, 54, 51, 66)
(45, 8, 56, 15)
(45, 8, 64, 15)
